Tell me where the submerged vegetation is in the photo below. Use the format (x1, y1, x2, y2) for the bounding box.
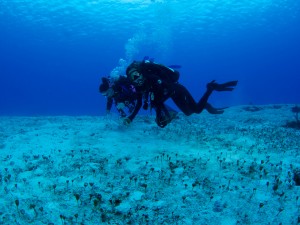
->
(0, 105, 299, 224)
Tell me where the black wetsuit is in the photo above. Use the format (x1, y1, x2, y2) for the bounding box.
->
(127, 61, 238, 127)
(132, 61, 210, 118)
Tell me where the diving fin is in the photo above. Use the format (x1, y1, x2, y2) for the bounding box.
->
(205, 103, 228, 114)
(207, 80, 238, 92)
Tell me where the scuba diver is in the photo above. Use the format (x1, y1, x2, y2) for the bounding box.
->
(124, 60, 238, 128)
(99, 76, 141, 118)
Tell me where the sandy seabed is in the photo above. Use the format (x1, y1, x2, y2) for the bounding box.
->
(0, 105, 299, 225)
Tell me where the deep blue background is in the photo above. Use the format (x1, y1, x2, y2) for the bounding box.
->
(0, 1, 299, 116)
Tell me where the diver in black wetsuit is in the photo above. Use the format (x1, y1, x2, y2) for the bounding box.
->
(124, 60, 238, 127)
(99, 76, 142, 118)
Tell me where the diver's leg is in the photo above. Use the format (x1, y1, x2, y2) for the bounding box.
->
(170, 84, 198, 116)
(154, 103, 169, 128)
(152, 100, 178, 128)
(195, 87, 214, 114)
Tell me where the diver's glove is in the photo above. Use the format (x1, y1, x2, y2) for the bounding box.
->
(207, 80, 238, 91)
(122, 117, 131, 126)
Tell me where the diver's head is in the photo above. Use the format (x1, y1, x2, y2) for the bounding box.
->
(126, 61, 145, 86)
(126, 61, 141, 79)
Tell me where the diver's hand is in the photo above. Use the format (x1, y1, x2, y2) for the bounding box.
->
(122, 117, 132, 126)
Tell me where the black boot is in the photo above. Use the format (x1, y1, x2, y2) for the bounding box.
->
(155, 104, 178, 128)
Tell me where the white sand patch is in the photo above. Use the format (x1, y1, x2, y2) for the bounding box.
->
(0, 104, 299, 224)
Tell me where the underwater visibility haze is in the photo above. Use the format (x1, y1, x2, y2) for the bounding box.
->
(0, 0, 299, 115)
(1, 1, 300, 224)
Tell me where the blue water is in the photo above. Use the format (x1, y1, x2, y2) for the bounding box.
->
(0, 0, 299, 116)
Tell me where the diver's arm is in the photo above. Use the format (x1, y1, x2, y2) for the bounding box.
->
(106, 98, 113, 111)
(127, 93, 143, 122)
